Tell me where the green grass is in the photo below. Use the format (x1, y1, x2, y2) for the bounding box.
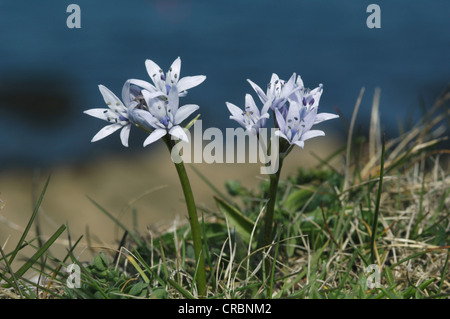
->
(1, 86, 449, 299)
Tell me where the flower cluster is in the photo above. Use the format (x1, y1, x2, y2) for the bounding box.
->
(84, 57, 206, 147)
(227, 73, 339, 148)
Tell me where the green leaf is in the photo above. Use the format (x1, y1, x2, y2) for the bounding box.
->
(93, 253, 107, 272)
(214, 197, 254, 241)
(15, 224, 66, 279)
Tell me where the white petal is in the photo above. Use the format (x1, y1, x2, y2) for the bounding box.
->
(314, 112, 339, 124)
(247, 79, 267, 104)
(84, 108, 109, 121)
(274, 109, 286, 131)
(226, 102, 244, 118)
(120, 124, 131, 147)
(133, 109, 158, 129)
(145, 59, 165, 91)
(294, 140, 305, 148)
(167, 57, 181, 84)
(229, 115, 246, 128)
(98, 85, 124, 109)
(141, 89, 165, 106)
(270, 73, 280, 84)
(301, 130, 325, 141)
(91, 123, 122, 142)
(177, 75, 206, 92)
(128, 79, 157, 93)
(143, 128, 167, 146)
(169, 126, 189, 143)
(275, 130, 290, 143)
(174, 104, 199, 125)
(121, 80, 132, 106)
(168, 85, 179, 113)
(245, 94, 259, 116)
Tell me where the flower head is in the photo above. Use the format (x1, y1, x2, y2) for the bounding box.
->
(274, 84, 339, 148)
(84, 84, 136, 147)
(226, 94, 271, 134)
(129, 57, 206, 98)
(133, 85, 200, 146)
(247, 73, 300, 111)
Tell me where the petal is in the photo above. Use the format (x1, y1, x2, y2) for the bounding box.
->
(283, 73, 297, 94)
(260, 100, 272, 116)
(120, 124, 131, 147)
(143, 128, 167, 146)
(145, 59, 165, 92)
(174, 104, 199, 125)
(229, 115, 246, 128)
(177, 75, 206, 92)
(294, 140, 305, 148)
(169, 125, 189, 143)
(245, 94, 259, 116)
(270, 73, 280, 84)
(167, 57, 181, 84)
(274, 130, 290, 143)
(247, 79, 267, 104)
(301, 130, 325, 141)
(274, 108, 286, 131)
(141, 89, 165, 106)
(121, 80, 132, 106)
(84, 108, 109, 121)
(134, 109, 159, 128)
(314, 112, 339, 124)
(91, 123, 122, 142)
(98, 85, 124, 109)
(128, 79, 157, 93)
(168, 85, 179, 113)
(226, 102, 244, 118)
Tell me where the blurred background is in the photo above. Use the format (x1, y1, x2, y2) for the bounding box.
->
(0, 0, 449, 260)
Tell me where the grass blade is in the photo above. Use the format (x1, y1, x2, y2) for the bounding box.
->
(14, 224, 66, 278)
(214, 196, 254, 241)
(8, 176, 51, 266)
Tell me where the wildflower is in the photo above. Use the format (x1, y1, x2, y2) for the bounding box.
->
(129, 57, 206, 98)
(84, 84, 138, 147)
(226, 94, 271, 134)
(274, 84, 339, 148)
(133, 85, 199, 146)
(247, 73, 299, 111)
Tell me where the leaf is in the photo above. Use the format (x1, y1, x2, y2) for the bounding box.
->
(15, 224, 66, 278)
(214, 197, 254, 241)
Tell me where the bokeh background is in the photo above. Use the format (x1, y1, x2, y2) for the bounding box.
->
(0, 0, 449, 261)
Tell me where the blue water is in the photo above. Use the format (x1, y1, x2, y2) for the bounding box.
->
(0, 0, 449, 169)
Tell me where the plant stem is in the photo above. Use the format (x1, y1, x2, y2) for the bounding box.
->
(261, 160, 283, 248)
(163, 136, 207, 297)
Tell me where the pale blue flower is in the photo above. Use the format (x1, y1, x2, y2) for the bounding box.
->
(133, 85, 199, 146)
(247, 73, 299, 111)
(226, 94, 271, 134)
(129, 57, 206, 98)
(274, 84, 339, 148)
(84, 84, 139, 147)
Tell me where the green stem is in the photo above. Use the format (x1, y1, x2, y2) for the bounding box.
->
(261, 160, 283, 248)
(163, 136, 207, 297)
(258, 141, 292, 249)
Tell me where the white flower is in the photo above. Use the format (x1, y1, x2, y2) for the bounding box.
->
(226, 94, 271, 134)
(84, 84, 137, 147)
(247, 73, 300, 111)
(133, 85, 199, 146)
(129, 57, 206, 98)
(274, 84, 339, 148)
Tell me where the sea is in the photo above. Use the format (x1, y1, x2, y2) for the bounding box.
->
(0, 0, 449, 169)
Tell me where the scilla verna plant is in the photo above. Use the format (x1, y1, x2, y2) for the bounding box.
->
(227, 73, 339, 249)
(84, 57, 207, 296)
